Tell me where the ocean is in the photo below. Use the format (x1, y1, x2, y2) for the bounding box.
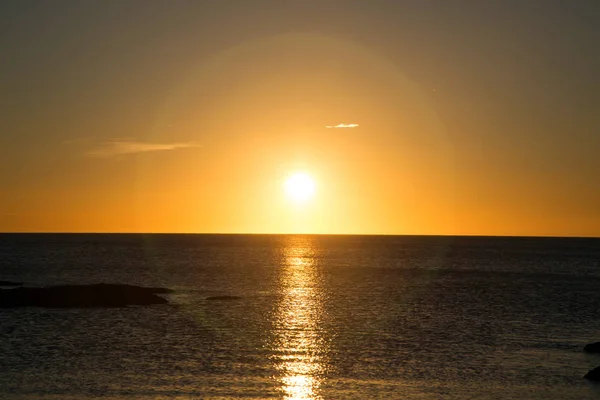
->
(1, 234, 600, 399)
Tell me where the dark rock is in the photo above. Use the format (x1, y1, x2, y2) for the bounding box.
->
(206, 295, 242, 301)
(136, 286, 173, 294)
(584, 342, 600, 353)
(0, 280, 23, 287)
(0, 283, 171, 308)
(585, 366, 600, 381)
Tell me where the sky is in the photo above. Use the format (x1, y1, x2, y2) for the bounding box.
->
(1, 0, 599, 236)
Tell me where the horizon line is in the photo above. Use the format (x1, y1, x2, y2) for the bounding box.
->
(0, 232, 598, 239)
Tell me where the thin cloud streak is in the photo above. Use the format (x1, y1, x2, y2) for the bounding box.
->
(87, 140, 200, 158)
(325, 123, 359, 129)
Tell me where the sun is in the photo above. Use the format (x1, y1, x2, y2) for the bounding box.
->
(284, 172, 316, 203)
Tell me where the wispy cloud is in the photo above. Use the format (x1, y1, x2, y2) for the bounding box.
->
(87, 140, 200, 158)
(325, 123, 359, 129)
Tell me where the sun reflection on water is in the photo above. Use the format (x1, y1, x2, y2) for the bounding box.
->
(273, 237, 327, 399)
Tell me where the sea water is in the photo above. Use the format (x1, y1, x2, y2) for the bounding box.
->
(1, 234, 600, 399)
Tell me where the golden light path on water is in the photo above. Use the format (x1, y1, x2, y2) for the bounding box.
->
(273, 237, 327, 399)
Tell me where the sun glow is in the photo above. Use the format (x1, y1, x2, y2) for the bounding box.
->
(284, 172, 316, 203)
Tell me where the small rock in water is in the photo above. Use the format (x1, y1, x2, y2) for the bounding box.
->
(584, 366, 600, 381)
(584, 342, 600, 353)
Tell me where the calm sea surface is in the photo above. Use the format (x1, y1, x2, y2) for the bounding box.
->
(1, 234, 600, 399)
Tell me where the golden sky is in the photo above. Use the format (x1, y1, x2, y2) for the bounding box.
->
(1, 2, 599, 236)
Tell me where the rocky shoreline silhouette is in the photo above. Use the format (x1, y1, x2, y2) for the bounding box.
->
(0, 283, 171, 308)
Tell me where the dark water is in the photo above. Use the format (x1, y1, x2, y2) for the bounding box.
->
(1, 234, 600, 399)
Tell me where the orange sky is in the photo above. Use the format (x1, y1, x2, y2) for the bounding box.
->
(1, 2, 599, 236)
